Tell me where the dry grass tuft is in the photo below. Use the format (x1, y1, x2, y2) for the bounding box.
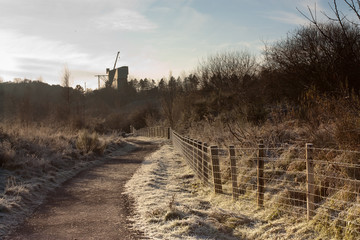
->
(0, 122, 117, 238)
(0, 140, 16, 167)
(76, 129, 106, 155)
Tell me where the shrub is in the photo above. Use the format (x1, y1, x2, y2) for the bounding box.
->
(76, 130, 105, 155)
(0, 140, 16, 167)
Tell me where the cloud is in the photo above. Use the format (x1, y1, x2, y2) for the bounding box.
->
(175, 6, 208, 29)
(94, 8, 157, 31)
(16, 58, 62, 74)
(266, 0, 329, 25)
(0, 29, 92, 83)
(217, 40, 265, 54)
(0, 29, 89, 64)
(297, 0, 324, 11)
(267, 11, 308, 25)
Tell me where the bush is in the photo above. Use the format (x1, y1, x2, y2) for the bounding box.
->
(76, 130, 105, 155)
(0, 140, 16, 167)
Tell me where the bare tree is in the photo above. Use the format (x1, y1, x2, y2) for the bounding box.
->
(298, 0, 360, 28)
(62, 65, 71, 88)
(294, 0, 360, 92)
(260, 0, 360, 103)
(198, 50, 257, 91)
(160, 76, 179, 128)
(61, 65, 72, 122)
(196, 50, 258, 114)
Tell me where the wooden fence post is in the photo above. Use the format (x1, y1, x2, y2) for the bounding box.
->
(187, 138, 192, 165)
(193, 140, 198, 173)
(167, 127, 171, 140)
(197, 141, 203, 180)
(257, 142, 264, 208)
(203, 143, 209, 183)
(306, 143, 315, 221)
(191, 139, 195, 168)
(229, 146, 239, 200)
(189, 138, 194, 167)
(211, 146, 223, 194)
(194, 140, 199, 176)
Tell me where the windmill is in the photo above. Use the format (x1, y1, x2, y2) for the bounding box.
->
(95, 51, 128, 89)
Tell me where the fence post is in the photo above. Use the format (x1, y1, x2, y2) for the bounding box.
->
(257, 142, 264, 208)
(194, 140, 199, 176)
(229, 146, 239, 200)
(167, 127, 171, 140)
(187, 138, 192, 166)
(190, 139, 194, 167)
(197, 141, 203, 180)
(203, 143, 209, 183)
(185, 137, 189, 157)
(192, 139, 197, 173)
(306, 143, 315, 221)
(211, 146, 223, 194)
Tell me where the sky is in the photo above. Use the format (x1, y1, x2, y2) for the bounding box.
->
(0, 0, 350, 89)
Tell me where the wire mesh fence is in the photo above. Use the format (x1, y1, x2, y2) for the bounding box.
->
(132, 126, 360, 237)
(132, 126, 170, 139)
(170, 129, 360, 237)
(172, 131, 214, 189)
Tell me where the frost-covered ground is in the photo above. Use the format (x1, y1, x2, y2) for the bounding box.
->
(0, 134, 136, 238)
(125, 140, 317, 240)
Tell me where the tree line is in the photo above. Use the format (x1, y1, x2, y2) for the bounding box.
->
(1, 0, 360, 148)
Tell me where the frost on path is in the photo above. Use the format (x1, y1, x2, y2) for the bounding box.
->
(0, 137, 136, 238)
(125, 142, 318, 240)
(125, 143, 250, 240)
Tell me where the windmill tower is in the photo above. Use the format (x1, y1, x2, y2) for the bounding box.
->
(95, 51, 129, 89)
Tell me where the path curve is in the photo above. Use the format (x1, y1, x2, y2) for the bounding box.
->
(6, 139, 158, 240)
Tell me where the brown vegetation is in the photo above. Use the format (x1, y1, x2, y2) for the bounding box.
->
(1, 1, 360, 239)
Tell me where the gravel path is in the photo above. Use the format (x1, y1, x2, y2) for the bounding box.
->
(6, 139, 159, 240)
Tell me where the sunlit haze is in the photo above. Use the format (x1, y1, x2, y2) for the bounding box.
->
(0, 0, 343, 89)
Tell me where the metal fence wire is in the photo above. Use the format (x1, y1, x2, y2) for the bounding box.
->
(134, 126, 360, 237)
(133, 126, 170, 139)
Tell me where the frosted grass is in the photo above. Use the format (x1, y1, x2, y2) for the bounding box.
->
(125, 142, 317, 240)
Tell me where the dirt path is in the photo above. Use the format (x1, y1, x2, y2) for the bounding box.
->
(6, 139, 159, 240)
